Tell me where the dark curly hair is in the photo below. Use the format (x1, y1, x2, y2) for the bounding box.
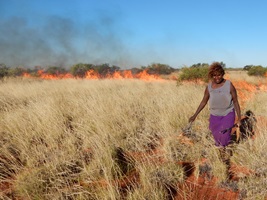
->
(208, 62, 225, 79)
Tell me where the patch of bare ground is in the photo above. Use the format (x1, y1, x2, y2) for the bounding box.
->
(175, 166, 239, 200)
(0, 180, 22, 200)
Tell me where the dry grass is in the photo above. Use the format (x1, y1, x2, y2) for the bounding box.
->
(0, 71, 267, 199)
(226, 70, 267, 85)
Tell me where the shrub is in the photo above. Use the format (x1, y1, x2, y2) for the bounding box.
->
(247, 65, 267, 77)
(70, 63, 93, 78)
(146, 63, 175, 75)
(0, 64, 9, 79)
(243, 65, 253, 71)
(45, 66, 67, 75)
(178, 66, 209, 83)
(8, 67, 27, 77)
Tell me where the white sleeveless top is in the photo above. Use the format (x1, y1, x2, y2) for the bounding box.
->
(208, 80, 234, 116)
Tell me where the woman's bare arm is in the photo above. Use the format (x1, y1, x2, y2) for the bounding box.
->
(189, 86, 210, 122)
(230, 82, 241, 125)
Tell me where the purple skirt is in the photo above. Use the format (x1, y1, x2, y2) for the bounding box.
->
(209, 110, 235, 147)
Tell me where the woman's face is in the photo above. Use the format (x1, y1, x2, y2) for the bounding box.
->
(212, 72, 224, 84)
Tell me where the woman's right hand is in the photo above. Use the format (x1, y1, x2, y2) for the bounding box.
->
(189, 115, 196, 123)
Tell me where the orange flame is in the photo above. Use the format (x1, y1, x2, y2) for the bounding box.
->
(22, 72, 32, 78)
(22, 69, 163, 81)
(135, 70, 160, 81)
(22, 70, 74, 80)
(106, 71, 123, 79)
(123, 70, 134, 79)
(85, 69, 100, 79)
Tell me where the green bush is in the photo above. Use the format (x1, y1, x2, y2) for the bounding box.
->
(178, 66, 209, 83)
(7, 67, 27, 77)
(0, 64, 9, 79)
(146, 63, 175, 75)
(70, 63, 93, 78)
(247, 65, 267, 77)
(45, 66, 67, 75)
(243, 65, 253, 71)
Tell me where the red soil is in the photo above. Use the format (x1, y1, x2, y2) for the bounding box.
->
(80, 155, 252, 200)
(0, 181, 19, 199)
(175, 173, 238, 200)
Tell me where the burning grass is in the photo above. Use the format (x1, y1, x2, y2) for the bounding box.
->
(22, 68, 164, 81)
(0, 72, 267, 199)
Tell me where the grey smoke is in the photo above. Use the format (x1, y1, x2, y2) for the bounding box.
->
(0, 15, 132, 68)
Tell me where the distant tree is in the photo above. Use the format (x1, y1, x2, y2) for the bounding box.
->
(190, 63, 209, 68)
(243, 65, 253, 71)
(94, 63, 120, 77)
(140, 66, 147, 70)
(191, 62, 225, 68)
(45, 66, 67, 75)
(147, 63, 175, 75)
(70, 63, 121, 78)
(70, 63, 94, 78)
(130, 67, 143, 75)
(219, 62, 226, 68)
(190, 63, 205, 68)
(24, 66, 44, 77)
(247, 65, 267, 77)
(0, 63, 9, 79)
(109, 65, 121, 73)
(8, 66, 27, 77)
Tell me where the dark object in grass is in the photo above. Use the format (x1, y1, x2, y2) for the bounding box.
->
(231, 110, 257, 143)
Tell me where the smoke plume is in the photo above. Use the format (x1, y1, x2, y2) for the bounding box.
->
(0, 15, 132, 68)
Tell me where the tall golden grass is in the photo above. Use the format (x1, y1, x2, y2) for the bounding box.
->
(0, 71, 267, 199)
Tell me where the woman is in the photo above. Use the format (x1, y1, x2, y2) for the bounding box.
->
(189, 62, 241, 179)
(189, 62, 241, 147)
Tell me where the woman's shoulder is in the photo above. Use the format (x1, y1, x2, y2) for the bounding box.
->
(225, 79, 232, 85)
(207, 81, 212, 89)
(225, 80, 235, 91)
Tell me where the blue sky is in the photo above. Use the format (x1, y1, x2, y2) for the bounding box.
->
(1, 0, 267, 69)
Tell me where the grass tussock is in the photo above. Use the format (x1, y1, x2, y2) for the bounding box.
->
(0, 74, 267, 199)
